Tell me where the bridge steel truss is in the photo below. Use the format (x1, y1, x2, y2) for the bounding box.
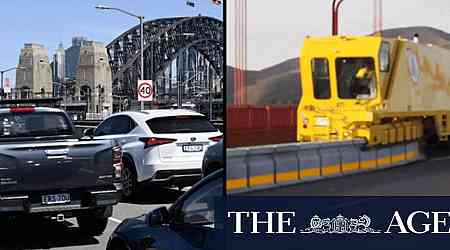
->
(106, 16, 223, 100)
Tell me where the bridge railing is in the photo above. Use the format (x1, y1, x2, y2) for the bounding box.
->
(227, 105, 297, 148)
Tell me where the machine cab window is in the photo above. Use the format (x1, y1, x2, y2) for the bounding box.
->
(311, 58, 331, 99)
(336, 57, 376, 99)
(379, 42, 390, 72)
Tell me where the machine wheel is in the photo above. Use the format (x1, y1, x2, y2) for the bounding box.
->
(423, 117, 439, 145)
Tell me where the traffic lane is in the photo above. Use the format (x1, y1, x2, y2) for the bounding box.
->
(0, 205, 163, 250)
(112, 200, 174, 223)
(0, 216, 101, 249)
(243, 154, 450, 196)
(0, 188, 184, 250)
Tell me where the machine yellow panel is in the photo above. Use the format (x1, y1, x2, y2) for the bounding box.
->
(386, 41, 450, 112)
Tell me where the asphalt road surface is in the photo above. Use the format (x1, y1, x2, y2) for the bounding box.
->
(244, 147, 450, 196)
(0, 187, 185, 250)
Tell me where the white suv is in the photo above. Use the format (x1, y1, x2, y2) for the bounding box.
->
(87, 109, 222, 198)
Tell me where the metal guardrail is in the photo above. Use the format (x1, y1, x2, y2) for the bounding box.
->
(226, 140, 424, 194)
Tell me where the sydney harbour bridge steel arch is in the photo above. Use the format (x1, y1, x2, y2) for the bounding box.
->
(106, 16, 223, 111)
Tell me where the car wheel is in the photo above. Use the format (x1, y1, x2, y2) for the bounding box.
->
(122, 158, 137, 200)
(77, 206, 112, 236)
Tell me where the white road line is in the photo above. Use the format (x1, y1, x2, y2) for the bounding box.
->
(108, 217, 122, 224)
(430, 155, 450, 162)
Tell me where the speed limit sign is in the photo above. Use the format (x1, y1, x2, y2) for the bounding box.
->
(137, 80, 154, 101)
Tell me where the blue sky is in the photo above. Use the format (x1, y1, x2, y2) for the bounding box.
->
(0, 0, 222, 83)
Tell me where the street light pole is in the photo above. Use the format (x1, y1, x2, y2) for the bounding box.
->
(140, 16, 145, 111)
(209, 75, 213, 120)
(95, 5, 145, 111)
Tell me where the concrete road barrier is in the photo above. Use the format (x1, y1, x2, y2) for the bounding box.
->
(227, 139, 425, 194)
(319, 142, 342, 176)
(247, 146, 275, 188)
(376, 147, 392, 168)
(391, 143, 407, 166)
(340, 141, 360, 173)
(274, 144, 300, 184)
(298, 143, 321, 180)
(360, 148, 377, 170)
(226, 149, 248, 192)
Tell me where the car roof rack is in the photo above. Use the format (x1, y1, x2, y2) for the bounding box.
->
(0, 98, 63, 108)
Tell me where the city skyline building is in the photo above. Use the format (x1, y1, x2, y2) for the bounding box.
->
(52, 42, 65, 82)
(75, 41, 113, 116)
(16, 43, 52, 97)
(65, 36, 88, 79)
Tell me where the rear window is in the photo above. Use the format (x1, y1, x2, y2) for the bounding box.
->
(0, 112, 73, 138)
(146, 116, 218, 134)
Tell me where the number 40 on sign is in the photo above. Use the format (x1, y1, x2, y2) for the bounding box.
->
(137, 80, 154, 102)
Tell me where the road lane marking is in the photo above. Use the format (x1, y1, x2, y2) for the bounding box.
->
(430, 155, 450, 162)
(109, 217, 122, 224)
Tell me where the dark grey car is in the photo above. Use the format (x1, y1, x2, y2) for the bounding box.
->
(107, 170, 223, 250)
(0, 107, 122, 236)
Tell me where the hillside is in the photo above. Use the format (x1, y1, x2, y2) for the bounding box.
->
(226, 58, 300, 105)
(380, 26, 450, 49)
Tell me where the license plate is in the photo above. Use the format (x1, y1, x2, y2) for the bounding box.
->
(182, 144, 203, 152)
(42, 193, 70, 205)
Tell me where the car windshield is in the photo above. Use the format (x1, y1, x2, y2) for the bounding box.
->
(0, 112, 73, 138)
(146, 116, 218, 134)
(336, 57, 376, 99)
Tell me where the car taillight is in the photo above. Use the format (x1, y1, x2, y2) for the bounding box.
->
(10, 107, 35, 113)
(112, 146, 122, 179)
(209, 135, 223, 142)
(139, 137, 177, 148)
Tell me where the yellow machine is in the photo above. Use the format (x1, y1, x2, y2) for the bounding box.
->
(297, 35, 450, 146)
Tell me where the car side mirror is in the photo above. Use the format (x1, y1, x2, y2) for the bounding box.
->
(147, 206, 169, 226)
(83, 128, 95, 138)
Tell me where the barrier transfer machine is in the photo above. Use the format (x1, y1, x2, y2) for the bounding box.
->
(298, 35, 450, 147)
